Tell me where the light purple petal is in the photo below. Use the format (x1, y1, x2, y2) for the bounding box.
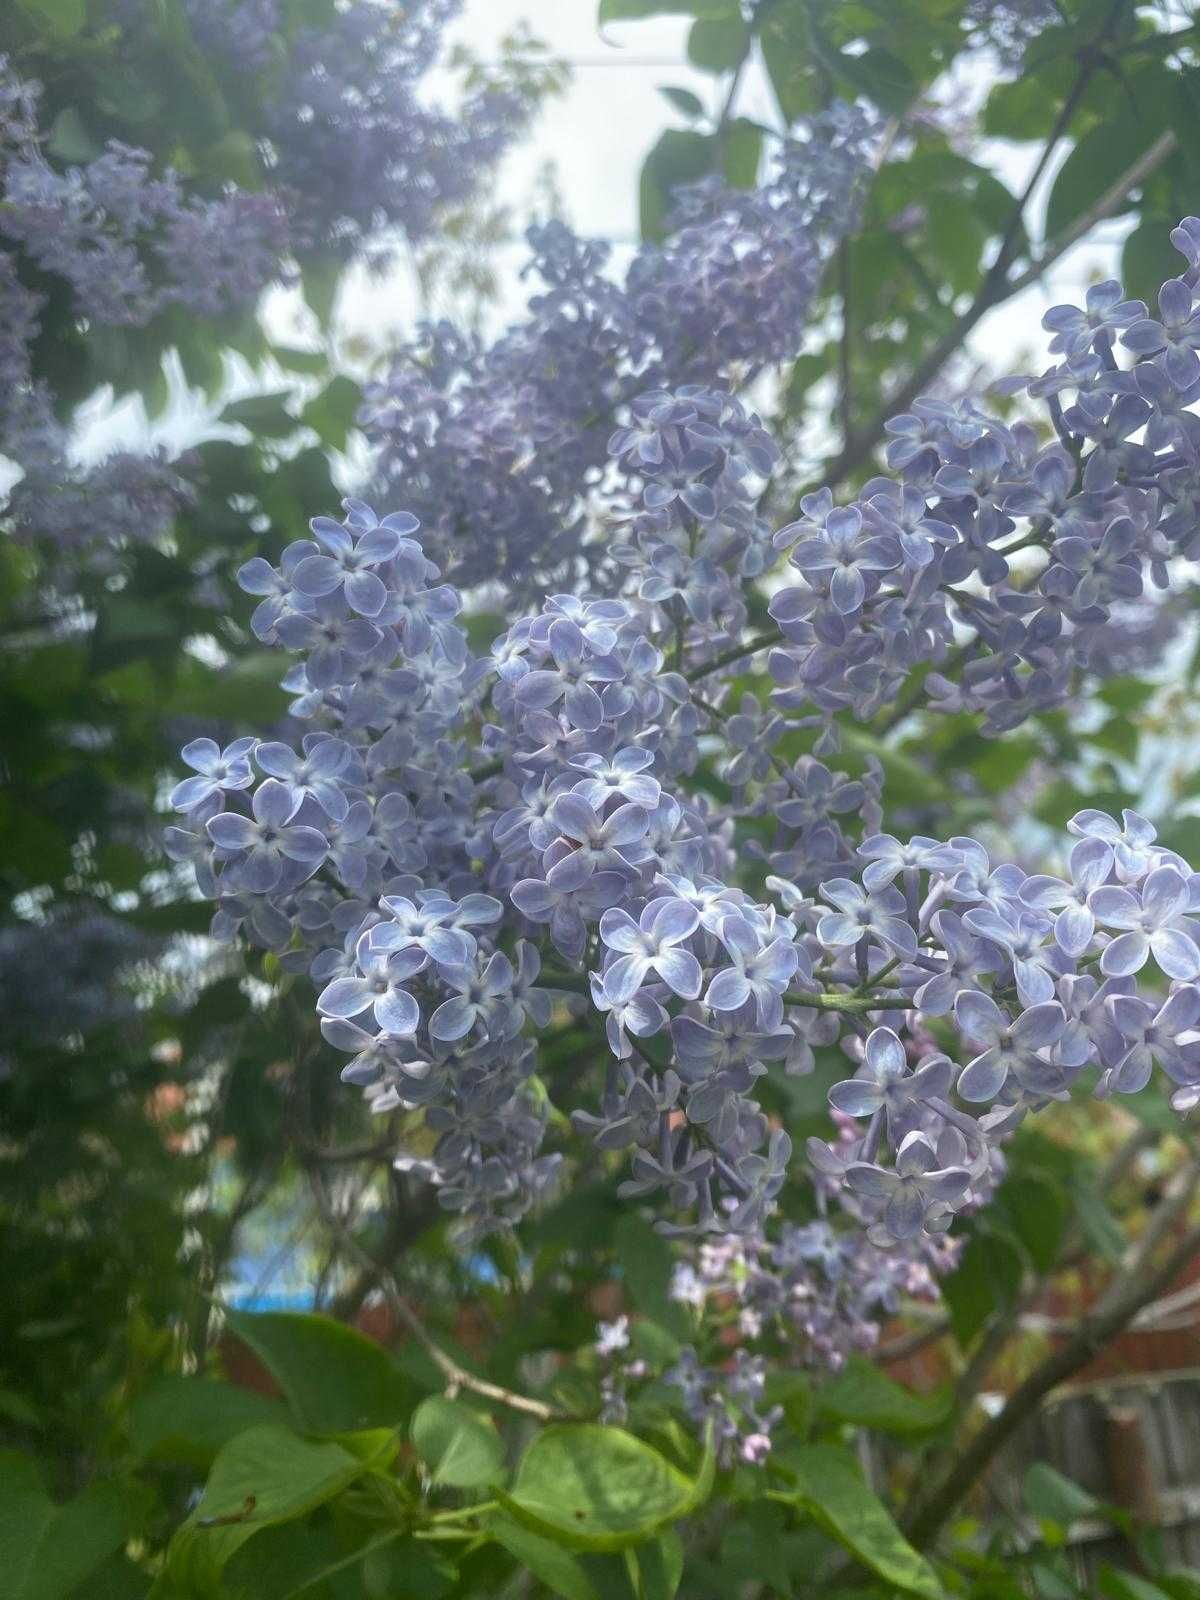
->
(706, 969, 752, 1013)
(1101, 929, 1150, 977)
(828, 1078, 885, 1118)
(318, 976, 374, 1019)
(1012, 1001, 1065, 1049)
(344, 569, 388, 617)
(957, 1048, 1008, 1103)
(291, 553, 345, 597)
(1151, 926, 1200, 980)
(647, 897, 700, 947)
(599, 907, 642, 954)
(1054, 903, 1094, 958)
(429, 994, 477, 1042)
(654, 946, 703, 1000)
(885, 1184, 927, 1240)
(1142, 866, 1189, 925)
(206, 812, 258, 851)
(602, 803, 650, 848)
(375, 988, 419, 1036)
(954, 988, 1003, 1044)
(1089, 886, 1141, 929)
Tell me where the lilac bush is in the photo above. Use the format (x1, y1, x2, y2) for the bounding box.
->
(169, 212, 1200, 1316)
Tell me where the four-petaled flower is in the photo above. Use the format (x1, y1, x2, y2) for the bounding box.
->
(598, 897, 702, 1002)
(1090, 865, 1200, 980)
(828, 1027, 953, 1137)
(544, 794, 650, 890)
(291, 507, 419, 617)
(430, 951, 520, 1042)
(1103, 987, 1200, 1095)
(206, 779, 327, 892)
(706, 915, 801, 1032)
(171, 736, 257, 811)
(817, 878, 918, 958)
(953, 989, 1070, 1102)
(846, 1132, 971, 1241)
(317, 941, 428, 1036)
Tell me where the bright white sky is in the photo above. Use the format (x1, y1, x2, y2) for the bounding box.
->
(78, 0, 1128, 461)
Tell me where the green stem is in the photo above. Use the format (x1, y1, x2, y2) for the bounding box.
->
(784, 988, 914, 1014)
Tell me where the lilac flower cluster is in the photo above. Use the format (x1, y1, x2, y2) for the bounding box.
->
(169, 221, 1200, 1349)
(1, 2, 530, 554)
(0, 246, 194, 555)
(254, 0, 528, 257)
(592, 1212, 957, 1467)
(764, 220, 1200, 739)
(964, 0, 1063, 63)
(0, 61, 288, 328)
(168, 287, 1200, 1262)
(360, 104, 876, 589)
(662, 1219, 955, 1464)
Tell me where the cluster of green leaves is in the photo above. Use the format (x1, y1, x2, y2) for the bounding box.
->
(15, 1296, 1199, 1598)
(0, 1304, 960, 1599)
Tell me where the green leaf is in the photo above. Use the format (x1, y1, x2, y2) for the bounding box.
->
(600, 0, 736, 22)
(300, 374, 362, 452)
(1098, 1568, 1173, 1600)
(411, 1397, 505, 1489)
(1045, 95, 1167, 242)
(658, 86, 705, 119)
(764, 1371, 811, 1438)
(157, 1424, 367, 1592)
(771, 1443, 942, 1599)
(722, 117, 763, 188)
(628, 1319, 683, 1371)
(640, 128, 714, 242)
(815, 1357, 951, 1436)
(0, 1452, 126, 1600)
(982, 61, 1076, 140)
(272, 344, 330, 376)
(629, 1530, 684, 1600)
(995, 1169, 1070, 1274)
(224, 1309, 413, 1435)
(1023, 1463, 1102, 1524)
(18, 0, 85, 36)
(221, 392, 298, 438)
(942, 1224, 1025, 1347)
(501, 1424, 709, 1551)
(129, 1375, 289, 1466)
(487, 1514, 601, 1600)
(199, 130, 262, 188)
(687, 16, 748, 73)
(760, 9, 817, 123)
(0, 1391, 41, 1428)
(1071, 1183, 1126, 1265)
(835, 46, 915, 112)
(301, 259, 343, 327)
(614, 1213, 688, 1339)
(46, 108, 100, 163)
(1122, 214, 1182, 307)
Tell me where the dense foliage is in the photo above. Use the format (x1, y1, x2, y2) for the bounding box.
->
(9, 2, 1200, 1598)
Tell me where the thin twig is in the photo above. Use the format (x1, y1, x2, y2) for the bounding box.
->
(305, 1162, 568, 1423)
(800, 19, 1173, 501)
